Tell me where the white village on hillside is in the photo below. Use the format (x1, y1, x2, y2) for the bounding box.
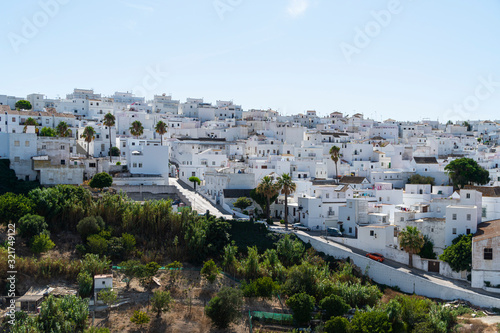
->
(1, 89, 499, 305)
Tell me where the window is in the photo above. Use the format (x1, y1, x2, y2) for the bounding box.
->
(452, 214, 457, 220)
(138, 163, 142, 168)
(467, 214, 471, 221)
(452, 228, 457, 235)
(349, 227, 352, 233)
(192, 172, 195, 177)
(14, 156, 20, 162)
(133, 163, 137, 168)
(24, 141, 30, 147)
(12, 117, 16, 122)
(60, 160, 65, 165)
(484, 248, 493, 260)
(482, 207, 487, 218)
(14, 140, 20, 146)
(400, 217, 404, 222)
(42, 145, 47, 149)
(122, 142, 126, 148)
(466, 193, 471, 199)
(370, 230, 374, 236)
(347, 216, 350, 221)
(60, 145, 65, 150)
(89, 163, 96, 168)
(466, 228, 471, 235)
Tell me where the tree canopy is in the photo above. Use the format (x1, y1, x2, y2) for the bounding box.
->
(445, 158, 489, 189)
(398, 226, 424, 268)
(407, 174, 435, 186)
(439, 234, 473, 272)
(129, 120, 144, 138)
(233, 197, 252, 211)
(89, 172, 113, 189)
(15, 99, 32, 110)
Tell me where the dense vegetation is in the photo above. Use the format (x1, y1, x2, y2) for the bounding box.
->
(0, 184, 472, 331)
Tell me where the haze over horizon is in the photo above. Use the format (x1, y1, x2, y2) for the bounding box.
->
(2, 0, 500, 121)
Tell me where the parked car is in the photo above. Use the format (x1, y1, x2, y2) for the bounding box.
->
(292, 223, 311, 231)
(327, 227, 342, 237)
(366, 253, 385, 262)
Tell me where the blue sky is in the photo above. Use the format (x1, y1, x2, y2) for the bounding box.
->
(1, 0, 499, 121)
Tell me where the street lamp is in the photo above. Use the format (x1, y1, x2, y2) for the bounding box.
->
(298, 205, 303, 223)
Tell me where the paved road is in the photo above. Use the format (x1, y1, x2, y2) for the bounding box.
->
(169, 178, 233, 219)
(274, 228, 500, 302)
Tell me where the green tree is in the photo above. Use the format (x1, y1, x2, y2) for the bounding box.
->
(419, 235, 437, 259)
(320, 294, 350, 320)
(276, 173, 296, 229)
(98, 288, 117, 318)
(349, 310, 392, 333)
(31, 234, 55, 254)
(0, 193, 34, 224)
(121, 233, 136, 256)
(242, 246, 261, 280)
(84, 328, 110, 333)
(38, 295, 89, 332)
(129, 120, 144, 138)
(138, 261, 161, 287)
(77, 216, 105, 241)
(325, 316, 350, 333)
(329, 145, 342, 183)
(15, 99, 32, 110)
(80, 253, 111, 276)
(398, 226, 424, 268)
(40, 127, 57, 137)
(81, 126, 96, 158)
(119, 259, 142, 288)
(201, 259, 220, 284)
(407, 174, 435, 186)
(56, 121, 72, 137)
(462, 121, 472, 131)
(276, 234, 305, 267)
(188, 176, 201, 192)
(77, 271, 93, 298)
(439, 234, 473, 272)
(103, 113, 116, 162)
(445, 157, 490, 189)
(110, 146, 120, 156)
(205, 287, 243, 329)
(130, 310, 150, 332)
(89, 172, 113, 189)
(222, 243, 238, 276)
(256, 176, 279, 223)
(155, 120, 167, 145)
(250, 187, 279, 223)
(23, 117, 38, 132)
(233, 197, 252, 211)
(286, 292, 315, 325)
(151, 290, 174, 317)
(18, 214, 48, 241)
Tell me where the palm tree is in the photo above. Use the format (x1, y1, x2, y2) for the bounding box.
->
(329, 145, 341, 183)
(398, 226, 424, 268)
(129, 120, 144, 139)
(276, 173, 297, 230)
(81, 126, 96, 158)
(23, 117, 37, 133)
(103, 113, 116, 162)
(56, 121, 72, 137)
(256, 176, 279, 224)
(155, 120, 167, 146)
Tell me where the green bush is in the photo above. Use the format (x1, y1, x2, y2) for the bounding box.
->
(18, 214, 48, 242)
(350, 310, 392, 333)
(205, 287, 243, 329)
(151, 290, 174, 317)
(241, 276, 277, 298)
(0, 192, 34, 225)
(77, 271, 93, 298)
(325, 316, 350, 333)
(89, 172, 113, 189)
(87, 234, 108, 256)
(31, 234, 55, 254)
(320, 294, 350, 320)
(286, 292, 315, 325)
(201, 259, 220, 284)
(77, 216, 105, 240)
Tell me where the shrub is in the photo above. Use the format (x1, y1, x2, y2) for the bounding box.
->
(286, 292, 315, 325)
(320, 294, 350, 320)
(77, 216, 105, 240)
(110, 146, 120, 157)
(31, 234, 55, 254)
(130, 310, 150, 328)
(18, 214, 48, 242)
(241, 276, 277, 298)
(439, 234, 473, 272)
(77, 271, 93, 298)
(87, 234, 108, 256)
(205, 287, 243, 329)
(151, 290, 174, 317)
(233, 197, 252, 210)
(89, 172, 113, 189)
(201, 259, 220, 284)
(116, 161, 121, 166)
(325, 316, 350, 333)
(0, 193, 34, 225)
(334, 282, 382, 308)
(121, 233, 136, 255)
(350, 310, 392, 333)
